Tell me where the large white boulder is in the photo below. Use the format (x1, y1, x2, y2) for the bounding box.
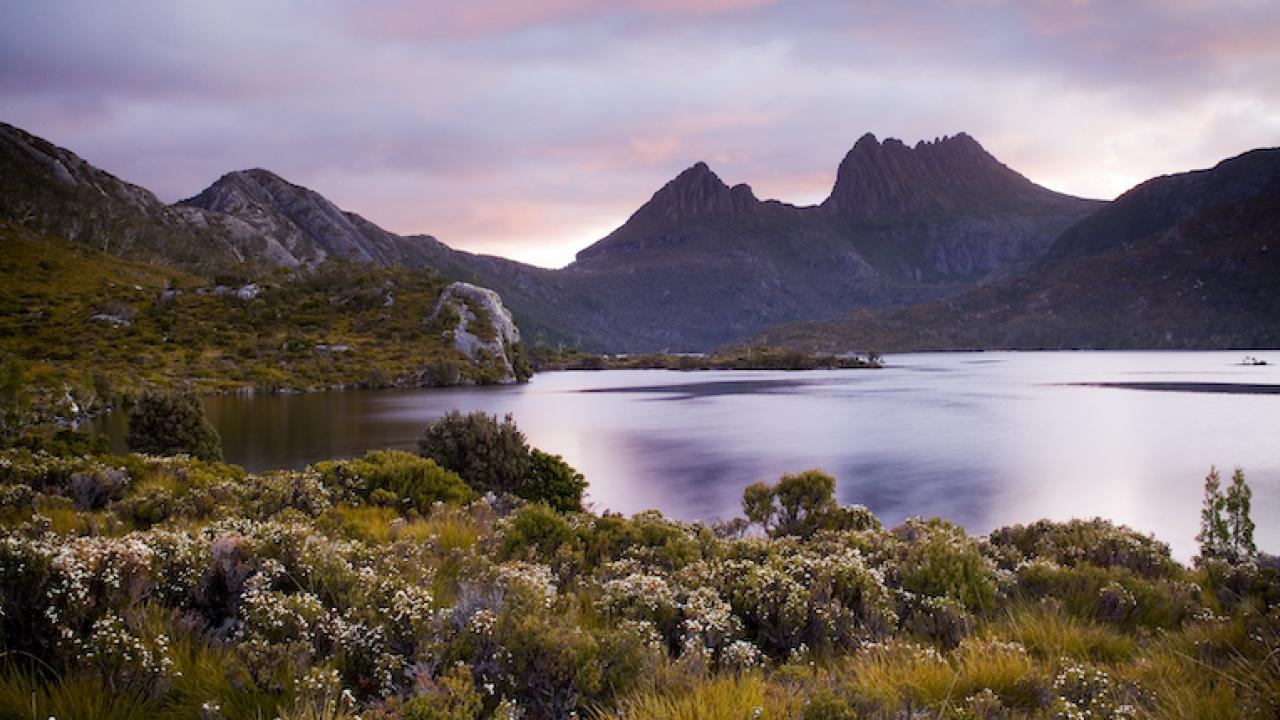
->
(427, 282, 524, 384)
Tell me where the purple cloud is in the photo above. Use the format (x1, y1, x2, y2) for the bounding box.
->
(2, 0, 1277, 267)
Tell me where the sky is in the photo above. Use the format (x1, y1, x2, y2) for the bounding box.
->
(2, 1, 1278, 268)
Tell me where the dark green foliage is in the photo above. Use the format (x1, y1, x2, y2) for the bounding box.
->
(1198, 465, 1258, 565)
(743, 470, 876, 538)
(419, 411, 587, 511)
(1197, 466, 1230, 563)
(520, 449, 586, 512)
(418, 411, 531, 495)
(498, 613, 603, 719)
(16, 429, 110, 457)
(0, 357, 24, 443)
(582, 511, 703, 571)
(896, 519, 997, 610)
(502, 503, 575, 559)
(320, 450, 472, 512)
(125, 391, 222, 462)
(988, 518, 1178, 579)
(1226, 467, 1257, 559)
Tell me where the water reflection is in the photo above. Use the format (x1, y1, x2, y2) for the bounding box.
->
(94, 351, 1280, 560)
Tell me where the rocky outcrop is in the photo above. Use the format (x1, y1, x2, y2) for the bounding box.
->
(178, 169, 450, 268)
(427, 282, 527, 384)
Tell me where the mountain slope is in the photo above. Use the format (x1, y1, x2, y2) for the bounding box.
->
(752, 148, 1280, 351)
(0, 221, 533, 425)
(557, 134, 1099, 348)
(0, 122, 246, 270)
(2, 122, 1102, 351)
(178, 169, 454, 268)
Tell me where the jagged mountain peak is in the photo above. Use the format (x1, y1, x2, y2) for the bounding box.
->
(823, 131, 1091, 221)
(630, 161, 759, 221)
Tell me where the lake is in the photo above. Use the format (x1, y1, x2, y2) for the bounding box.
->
(94, 351, 1279, 560)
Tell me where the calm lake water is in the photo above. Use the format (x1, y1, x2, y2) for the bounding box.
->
(95, 351, 1279, 560)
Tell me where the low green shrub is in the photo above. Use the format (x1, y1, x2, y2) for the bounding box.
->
(126, 390, 223, 462)
(520, 449, 586, 512)
(318, 450, 472, 513)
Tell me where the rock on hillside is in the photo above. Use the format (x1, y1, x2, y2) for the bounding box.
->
(427, 282, 529, 384)
(179, 169, 453, 268)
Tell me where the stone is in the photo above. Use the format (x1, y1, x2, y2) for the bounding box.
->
(426, 282, 524, 384)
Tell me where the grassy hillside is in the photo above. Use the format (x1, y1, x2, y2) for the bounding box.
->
(0, 439, 1274, 719)
(0, 222, 519, 428)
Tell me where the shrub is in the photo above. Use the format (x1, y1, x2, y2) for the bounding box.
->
(497, 612, 604, 719)
(126, 391, 223, 462)
(502, 503, 575, 560)
(16, 428, 110, 456)
(402, 665, 482, 720)
(744, 470, 849, 538)
(896, 519, 997, 610)
(520, 449, 586, 512)
(803, 689, 858, 720)
(987, 518, 1177, 579)
(320, 450, 472, 513)
(418, 411, 531, 495)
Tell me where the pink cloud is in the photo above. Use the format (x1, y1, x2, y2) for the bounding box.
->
(349, 0, 775, 40)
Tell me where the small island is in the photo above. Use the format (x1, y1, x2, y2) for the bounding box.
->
(531, 345, 883, 372)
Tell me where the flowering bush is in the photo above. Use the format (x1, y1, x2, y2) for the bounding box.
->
(0, 448, 1274, 718)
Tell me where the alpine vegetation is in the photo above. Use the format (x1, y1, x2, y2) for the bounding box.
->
(0, 422, 1274, 719)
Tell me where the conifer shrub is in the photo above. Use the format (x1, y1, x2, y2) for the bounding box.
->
(125, 390, 223, 462)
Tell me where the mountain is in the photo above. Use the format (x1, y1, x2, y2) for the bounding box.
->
(1, 122, 1102, 351)
(558, 134, 1100, 348)
(178, 168, 455, 268)
(751, 147, 1280, 351)
(576, 134, 1099, 281)
(0, 122, 244, 270)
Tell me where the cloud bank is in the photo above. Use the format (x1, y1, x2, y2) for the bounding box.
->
(2, 0, 1278, 267)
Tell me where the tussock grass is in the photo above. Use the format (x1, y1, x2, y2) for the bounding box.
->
(0, 667, 155, 720)
(608, 674, 797, 720)
(993, 603, 1136, 663)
